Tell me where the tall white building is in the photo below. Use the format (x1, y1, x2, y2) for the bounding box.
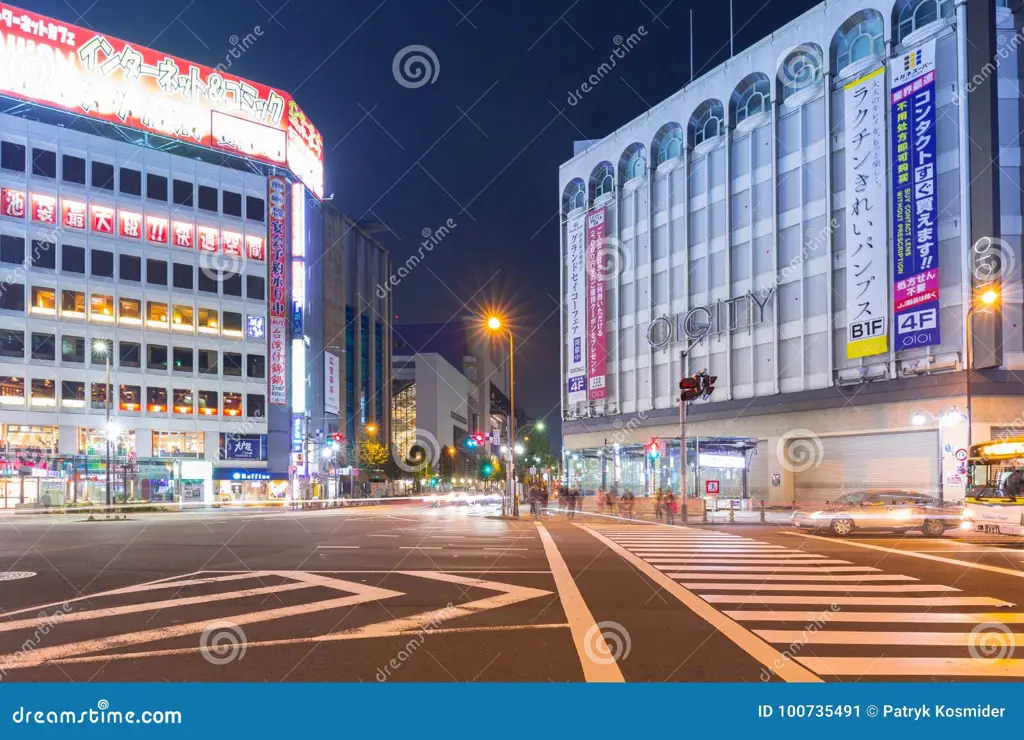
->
(0, 3, 324, 508)
(560, 0, 1018, 504)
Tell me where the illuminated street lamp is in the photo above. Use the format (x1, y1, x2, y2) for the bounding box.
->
(485, 314, 517, 515)
(966, 288, 1001, 451)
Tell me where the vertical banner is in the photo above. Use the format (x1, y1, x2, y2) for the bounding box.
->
(586, 207, 608, 401)
(890, 40, 940, 351)
(324, 352, 340, 415)
(843, 66, 889, 360)
(268, 175, 288, 405)
(566, 212, 588, 404)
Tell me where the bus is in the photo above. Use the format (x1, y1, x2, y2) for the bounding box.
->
(963, 437, 1024, 536)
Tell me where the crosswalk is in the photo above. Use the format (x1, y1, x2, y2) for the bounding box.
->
(589, 525, 1024, 679)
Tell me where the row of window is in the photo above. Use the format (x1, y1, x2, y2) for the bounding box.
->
(0, 239, 266, 299)
(0, 331, 265, 377)
(0, 378, 266, 418)
(0, 141, 266, 220)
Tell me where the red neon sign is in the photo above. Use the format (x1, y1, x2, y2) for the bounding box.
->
(197, 226, 218, 253)
(91, 205, 114, 234)
(62, 199, 86, 229)
(31, 193, 56, 224)
(119, 210, 142, 239)
(1, 188, 24, 219)
(146, 216, 168, 244)
(172, 221, 194, 249)
(245, 235, 265, 261)
(222, 230, 243, 256)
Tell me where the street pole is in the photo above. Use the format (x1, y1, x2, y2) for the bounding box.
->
(966, 305, 975, 454)
(508, 328, 517, 516)
(679, 349, 688, 524)
(105, 352, 111, 511)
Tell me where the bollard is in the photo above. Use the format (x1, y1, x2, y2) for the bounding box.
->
(760, 500, 766, 522)
(729, 506, 735, 523)
(702, 502, 708, 524)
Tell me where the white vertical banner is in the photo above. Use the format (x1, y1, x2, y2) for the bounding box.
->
(565, 212, 588, 404)
(843, 66, 889, 360)
(324, 352, 340, 415)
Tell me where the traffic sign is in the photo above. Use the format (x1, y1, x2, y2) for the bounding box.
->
(705, 480, 720, 495)
(955, 448, 968, 462)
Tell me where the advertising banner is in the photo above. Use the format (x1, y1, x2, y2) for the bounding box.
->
(565, 212, 587, 404)
(224, 435, 264, 461)
(268, 175, 288, 405)
(585, 207, 608, 401)
(843, 65, 889, 359)
(324, 352, 340, 415)
(0, 2, 323, 197)
(890, 40, 940, 351)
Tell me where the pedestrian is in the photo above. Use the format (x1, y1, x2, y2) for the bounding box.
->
(606, 487, 618, 518)
(528, 483, 540, 517)
(654, 487, 664, 522)
(622, 489, 635, 522)
(664, 490, 677, 525)
(541, 484, 549, 515)
(576, 486, 585, 515)
(567, 487, 577, 519)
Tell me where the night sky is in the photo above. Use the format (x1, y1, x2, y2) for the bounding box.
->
(27, 0, 819, 442)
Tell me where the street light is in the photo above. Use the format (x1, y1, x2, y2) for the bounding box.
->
(966, 288, 1001, 452)
(93, 339, 113, 509)
(365, 423, 377, 435)
(485, 314, 516, 515)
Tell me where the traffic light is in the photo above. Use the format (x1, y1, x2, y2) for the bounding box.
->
(698, 372, 718, 399)
(680, 372, 718, 402)
(331, 433, 345, 444)
(679, 376, 700, 402)
(481, 462, 494, 477)
(468, 432, 486, 448)
(648, 439, 660, 459)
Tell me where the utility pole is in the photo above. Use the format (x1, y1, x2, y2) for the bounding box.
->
(679, 350, 688, 524)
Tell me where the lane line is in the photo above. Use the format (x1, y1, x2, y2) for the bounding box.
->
(577, 524, 821, 683)
(665, 565, 880, 572)
(536, 522, 624, 683)
(316, 545, 359, 549)
(398, 546, 443, 550)
(701, 595, 1012, 606)
(681, 583, 957, 592)
(755, 629, 1024, 646)
(783, 531, 1024, 580)
(726, 610, 1024, 623)
(646, 559, 854, 566)
(796, 656, 1024, 677)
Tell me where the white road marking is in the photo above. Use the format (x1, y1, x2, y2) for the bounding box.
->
(726, 610, 1024, 623)
(578, 524, 820, 682)
(668, 565, 880, 572)
(681, 582, 956, 592)
(784, 531, 1024, 579)
(368, 534, 399, 538)
(755, 629, 1024, 646)
(316, 545, 359, 549)
(700, 594, 1013, 606)
(536, 523, 624, 683)
(398, 546, 443, 550)
(483, 548, 529, 551)
(647, 559, 855, 566)
(796, 656, 1024, 677)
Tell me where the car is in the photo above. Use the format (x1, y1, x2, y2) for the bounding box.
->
(791, 489, 962, 537)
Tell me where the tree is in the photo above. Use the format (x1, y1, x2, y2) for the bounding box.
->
(357, 438, 389, 468)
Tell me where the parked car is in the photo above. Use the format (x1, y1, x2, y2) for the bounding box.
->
(791, 489, 962, 537)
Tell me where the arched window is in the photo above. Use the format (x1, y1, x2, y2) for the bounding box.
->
(562, 178, 586, 213)
(618, 143, 647, 185)
(831, 10, 885, 74)
(588, 161, 615, 201)
(730, 73, 771, 126)
(893, 0, 953, 45)
(778, 43, 824, 104)
(688, 99, 725, 149)
(651, 123, 683, 169)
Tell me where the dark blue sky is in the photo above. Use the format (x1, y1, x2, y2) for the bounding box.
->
(27, 0, 818, 437)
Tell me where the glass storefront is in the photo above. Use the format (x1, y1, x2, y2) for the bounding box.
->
(0, 424, 59, 455)
(0, 473, 67, 509)
(214, 471, 288, 506)
(566, 438, 758, 499)
(79, 428, 136, 456)
(152, 431, 204, 457)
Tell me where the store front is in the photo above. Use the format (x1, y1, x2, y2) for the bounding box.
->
(0, 424, 59, 457)
(0, 468, 67, 509)
(214, 469, 289, 506)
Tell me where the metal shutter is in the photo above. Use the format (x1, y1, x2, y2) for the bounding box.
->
(748, 441, 769, 502)
(990, 427, 1022, 441)
(791, 431, 940, 505)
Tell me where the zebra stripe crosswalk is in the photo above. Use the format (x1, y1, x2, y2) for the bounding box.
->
(586, 525, 1024, 680)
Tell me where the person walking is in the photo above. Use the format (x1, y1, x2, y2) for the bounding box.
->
(654, 487, 664, 522)
(664, 490, 677, 525)
(622, 489, 635, 522)
(606, 486, 618, 518)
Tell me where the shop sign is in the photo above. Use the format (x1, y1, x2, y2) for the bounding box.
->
(646, 289, 774, 349)
(291, 413, 305, 454)
(225, 435, 263, 460)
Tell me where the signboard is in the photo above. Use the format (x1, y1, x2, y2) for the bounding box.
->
(247, 315, 266, 339)
(646, 290, 775, 348)
(267, 175, 288, 405)
(585, 206, 608, 401)
(324, 351, 340, 415)
(0, 2, 324, 198)
(565, 212, 587, 404)
(224, 435, 263, 461)
(705, 480, 720, 495)
(890, 40, 940, 351)
(843, 66, 889, 359)
(290, 414, 305, 454)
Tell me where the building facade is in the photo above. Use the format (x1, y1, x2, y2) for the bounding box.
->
(0, 3, 324, 508)
(319, 208, 392, 462)
(560, 0, 1020, 504)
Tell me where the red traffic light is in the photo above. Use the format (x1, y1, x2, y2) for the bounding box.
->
(331, 433, 345, 443)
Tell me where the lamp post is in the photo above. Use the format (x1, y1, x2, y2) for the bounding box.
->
(965, 288, 999, 453)
(93, 340, 113, 509)
(486, 315, 517, 516)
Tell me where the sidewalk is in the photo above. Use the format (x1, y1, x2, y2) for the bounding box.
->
(544, 496, 793, 526)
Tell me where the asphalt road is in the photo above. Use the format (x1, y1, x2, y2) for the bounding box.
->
(3, 504, 1024, 682)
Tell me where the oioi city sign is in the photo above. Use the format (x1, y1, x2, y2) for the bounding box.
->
(646, 289, 775, 349)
